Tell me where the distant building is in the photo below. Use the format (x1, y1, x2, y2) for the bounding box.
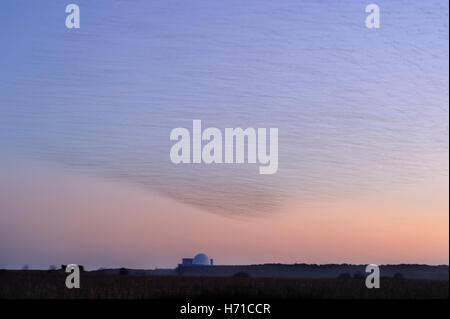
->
(181, 258, 193, 265)
(179, 253, 213, 267)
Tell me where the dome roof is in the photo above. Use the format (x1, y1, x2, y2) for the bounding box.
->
(193, 253, 209, 265)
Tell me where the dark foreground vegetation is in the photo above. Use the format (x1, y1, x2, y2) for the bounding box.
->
(0, 270, 448, 299)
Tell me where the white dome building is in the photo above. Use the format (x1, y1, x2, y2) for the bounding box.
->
(193, 253, 210, 265)
(179, 253, 213, 267)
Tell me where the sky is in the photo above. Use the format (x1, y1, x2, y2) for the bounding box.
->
(0, 0, 448, 269)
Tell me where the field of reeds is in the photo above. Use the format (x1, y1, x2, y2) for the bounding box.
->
(0, 270, 448, 299)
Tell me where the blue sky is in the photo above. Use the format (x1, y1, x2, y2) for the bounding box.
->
(2, 0, 447, 215)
